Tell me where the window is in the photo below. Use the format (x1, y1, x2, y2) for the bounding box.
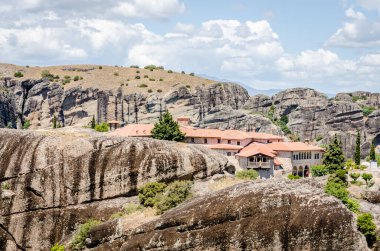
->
(315, 153, 320, 159)
(237, 141, 240, 145)
(204, 138, 208, 144)
(227, 152, 232, 156)
(228, 140, 231, 144)
(217, 139, 221, 144)
(249, 157, 254, 162)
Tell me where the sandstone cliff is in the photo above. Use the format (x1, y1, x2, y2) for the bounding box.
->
(0, 129, 232, 250)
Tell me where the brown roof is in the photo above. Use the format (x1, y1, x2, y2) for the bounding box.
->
(236, 143, 277, 158)
(204, 144, 244, 150)
(267, 142, 324, 152)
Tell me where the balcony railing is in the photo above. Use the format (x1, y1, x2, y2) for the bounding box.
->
(247, 161, 272, 169)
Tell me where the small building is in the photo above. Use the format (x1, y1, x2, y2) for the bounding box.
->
(107, 120, 120, 131)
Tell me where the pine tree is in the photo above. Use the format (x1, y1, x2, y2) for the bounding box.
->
(151, 111, 185, 142)
(354, 131, 361, 165)
(52, 115, 57, 129)
(91, 115, 96, 129)
(323, 135, 345, 172)
(370, 144, 376, 161)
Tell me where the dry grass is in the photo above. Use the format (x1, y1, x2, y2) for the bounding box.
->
(121, 207, 158, 230)
(208, 176, 246, 192)
(0, 63, 215, 94)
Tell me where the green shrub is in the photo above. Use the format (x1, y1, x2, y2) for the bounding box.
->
(94, 122, 109, 132)
(136, 70, 140, 73)
(186, 85, 191, 88)
(349, 173, 361, 183)
(14, 71, 23, 78)
(345, 159, 356, 170)
(357, 213, 377, 247)
(325, 180, 349, 202)
(41, 70, 54, 79)
(157, 89, 162, 93)
(123, 203, 143, 215)
(138, 84, 148, 88)
(98, 66, 102, 69)
(149, 78, 155, 81)
(73, 76, 79, 81)
(346, 198, 360, 213)
(288, 174, 301, 180)
(167, 70, 173, 73)
(159, 78, 163, 81)
(144, 65, 157, 71)
(22, 119, 31, 129)
(148, 89, 152, 93)
(64, 75, 71, 79)
(362, 173, 373, 185)
(130, 65, 139, 68)
(311, 165, 328, 177)
(155, 181, 193, 214)
(352, 96, 367, 102)
(114, 72, 119, 76)
(362, 106, 375, 117)
(315, 135, 323, 141)
(26, 65, 29, 68)
(189, 72, 195, 76)
(144, 75, 149, 78)
(71, 219, 101, 250)
(181, 71, 185, 74)
(54, 75, 60, 79)
(359, 165, 367, 170)
(51, 243, 65, 251)
(1, 182, 10, 190)
(135, 75, 141, 79)
(329, 170, 348, 186)
(138, 182, 166, 207)
(63, 79, 70, 85)
(109, 212, 124, 220)
(235, 170, 259, 180)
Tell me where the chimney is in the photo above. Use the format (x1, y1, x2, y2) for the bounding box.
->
(177, 117, 190, 126)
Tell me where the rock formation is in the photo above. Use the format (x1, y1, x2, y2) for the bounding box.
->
(0, 129, 232, 250)
(88, 179, 368, 251)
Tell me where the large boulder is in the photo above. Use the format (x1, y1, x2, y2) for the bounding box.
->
(89, 179, 369, 251)
(0, 129, 232, 250)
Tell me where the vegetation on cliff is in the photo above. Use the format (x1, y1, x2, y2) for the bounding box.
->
(151, 111, 185, 142)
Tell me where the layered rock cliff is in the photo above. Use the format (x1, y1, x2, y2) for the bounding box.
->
(88, 179, 368, 251)
(0, 129, 232, 250)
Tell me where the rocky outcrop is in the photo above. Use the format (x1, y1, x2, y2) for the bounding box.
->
(0, 129, 232, 250)
(88, 179, 368, 251)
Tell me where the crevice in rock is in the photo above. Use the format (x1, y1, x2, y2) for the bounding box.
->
(25, 186, 43, 198)
(0, 223, 27, 251)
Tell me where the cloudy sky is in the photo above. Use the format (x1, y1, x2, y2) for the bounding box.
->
(1, 0, 380, 93)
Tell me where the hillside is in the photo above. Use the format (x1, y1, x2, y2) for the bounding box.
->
(0, 63, 215, 93)
(0, 63, 379, 159)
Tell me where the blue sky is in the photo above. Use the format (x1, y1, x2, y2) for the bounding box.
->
(1, 0, 380, 93)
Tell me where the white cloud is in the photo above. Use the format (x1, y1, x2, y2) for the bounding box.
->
(358, 0, 380, 12)
(112, 0, 185, 19)
(175, 22, 194, 34)
(326, 8, 380, 47)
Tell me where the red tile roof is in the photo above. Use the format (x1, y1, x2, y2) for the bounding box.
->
(236, 143, 277, 158)
(266, 142, 324, 152)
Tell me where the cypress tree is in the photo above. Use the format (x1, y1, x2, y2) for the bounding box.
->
(52, 115, 57, 129)
(370, 144, 376, 161)
(151, 111, 185, 142)
(354, 131, 361, 165)
(91, 115, 96, 129)
(323, 135, 345, 172)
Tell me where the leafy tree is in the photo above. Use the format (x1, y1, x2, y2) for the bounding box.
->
(90, 115, 96, 129)
(52, 115, 57, 129)
(22, 119, 31, 129)
(357, 213, 377, 247)
(354, 131, 361, 166)
(325, 180, 349, 202)
(362, 106, 375, 117)
(323, 135, 345, 173)
(345, 158, 356, 170)
(151, 111, 185, 142)
(138, 182, 166, 207)
(287, 174, 301, 180)
(369, 144, 376, 161)
(71, 219, 101, 250)
(235, 170, 259, 180)
(14, 72, 23, 78)
(311, 165, 329, 177)
(362, 173, 373, 186)
(349, 173, 360, 183)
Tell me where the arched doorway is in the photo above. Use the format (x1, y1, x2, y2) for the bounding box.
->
(374, 134, 380, 154)
(292, 166, 297, 176)
(304, 166, 309, 177)
(298, 166, 304, 177)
